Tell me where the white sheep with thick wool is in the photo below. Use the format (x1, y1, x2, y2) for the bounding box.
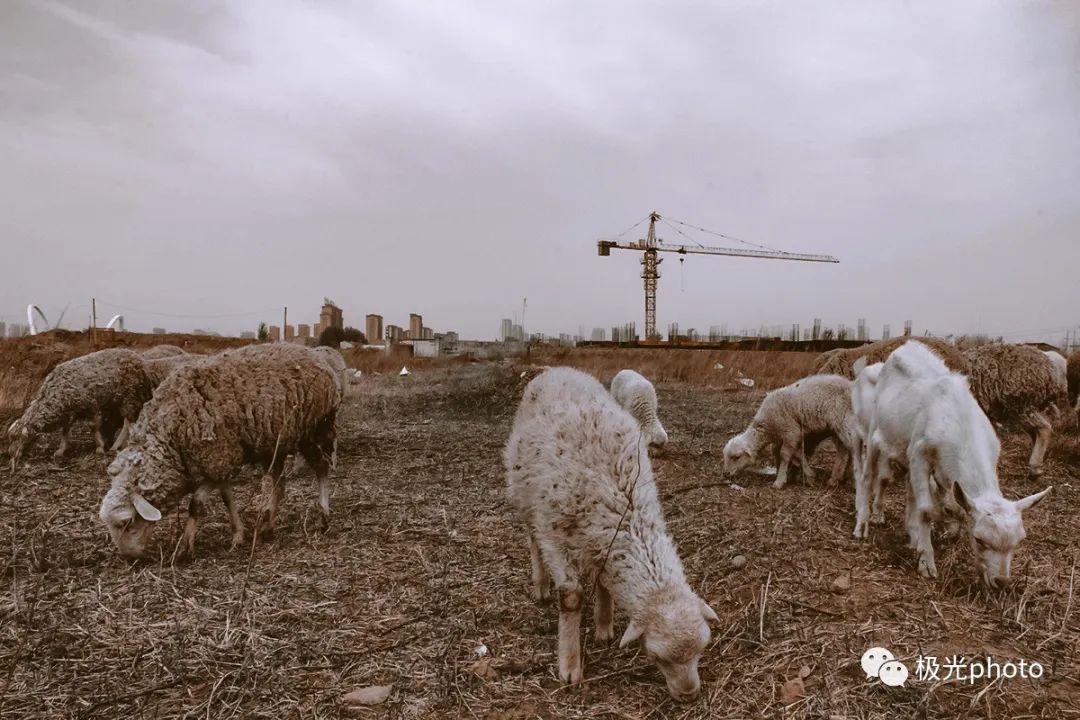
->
(858, 340, 1050, 587)
(504, 367, 716, 702)
(609, 369, 668, 449)
(724, 374, 857, 489)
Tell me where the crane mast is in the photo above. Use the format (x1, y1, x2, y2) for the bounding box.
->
(598, 212, 839, 341)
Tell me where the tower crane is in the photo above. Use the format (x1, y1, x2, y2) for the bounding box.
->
(598, 211, 839, 341)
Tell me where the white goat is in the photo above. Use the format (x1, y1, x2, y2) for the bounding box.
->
(858, 341, 1050, 587)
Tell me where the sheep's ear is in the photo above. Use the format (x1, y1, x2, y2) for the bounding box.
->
(853, 357, 867, 375)
(619, 621, 644, 648)
(952, 482, 971, 514)
(131, 493, 161, 522)
(699, 600, 719, 623)
(1015, 486, 1051, 513)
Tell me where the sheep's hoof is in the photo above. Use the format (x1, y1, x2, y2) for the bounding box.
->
(532, 585, 552, 606)
(52, 449, 66, 460)
(319, 514, 331, 533)
(1028, 467, 1043, 478)
(230, 530, 246, 551)
(772, 478, 787, 490)
(559, 659, 583, 685)
(870, 511, 885, 525)
(917, 557, 938, 579)
(94, 447, 106, 456)
(852, 522, 867, 539)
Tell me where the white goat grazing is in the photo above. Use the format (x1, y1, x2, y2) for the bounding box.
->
(858, 341, 1051, 587)
(505, 367, 716, 701)
(610, 369, 668, 449)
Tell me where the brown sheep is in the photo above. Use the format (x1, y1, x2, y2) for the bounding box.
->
(98, 343, 341, 558)
(963, 344, 1068, 476)
(815, 336, 970, 379)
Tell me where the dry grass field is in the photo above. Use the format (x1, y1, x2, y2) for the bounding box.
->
(2, 352, 1079, 719)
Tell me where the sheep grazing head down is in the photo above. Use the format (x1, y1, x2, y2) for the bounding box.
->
(99, 449, 163, 558)
(621, 585, 718, 702)
(722, 431, 755, 476)
(953, 483, 1052, 589)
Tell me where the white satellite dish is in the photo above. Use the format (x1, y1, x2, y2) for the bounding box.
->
(104, 314, 124, 331)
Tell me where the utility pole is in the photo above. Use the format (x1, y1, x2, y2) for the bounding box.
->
(283, 306, 288, 343)
(91, 297, 97, 345)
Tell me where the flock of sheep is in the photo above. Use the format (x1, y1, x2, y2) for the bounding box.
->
(505, 338, 1074, 700)
(8, 342, 349, 557)
(4, 336, 1077, 703)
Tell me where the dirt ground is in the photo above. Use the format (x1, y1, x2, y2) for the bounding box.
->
(1, 363, 1079, 719)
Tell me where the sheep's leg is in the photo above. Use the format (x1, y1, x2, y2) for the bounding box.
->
(220, 485, 245, 549)
(527, 533, 551, 604)
(300, 444, 333, 531)
(828, 442, 850, 487)
(557, 581, 584, 685)
(256, 466, 287, 539)
(92, 411, 107, 456)
(773, 440, 796, 489)
(53, 420, 71, 459)
(110, 419, 130, 452)
(908, 446, 938, 579)
(853, 439, 872, 539)
(1026, 412, 1052, 477)
(593, 579, 614, 643)
(183, 485, 213, 556)
(797, 439, 817, 484)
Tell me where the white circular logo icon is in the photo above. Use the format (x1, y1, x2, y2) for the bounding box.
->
(879, 660, 909, 687)
(861, 647, 895, 679)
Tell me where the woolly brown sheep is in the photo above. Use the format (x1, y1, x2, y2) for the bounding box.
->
(815, 337, 970, 379)
(7, 348, 152, 469)
(98, 343, 340, 558)
(962, 343, 1068, 476)
(143, 353, 208, 387)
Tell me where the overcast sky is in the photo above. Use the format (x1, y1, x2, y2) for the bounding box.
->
(2, 0, 1078, 342)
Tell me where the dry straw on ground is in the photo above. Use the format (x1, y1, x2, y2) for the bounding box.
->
(1, 351, 1078, 719)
